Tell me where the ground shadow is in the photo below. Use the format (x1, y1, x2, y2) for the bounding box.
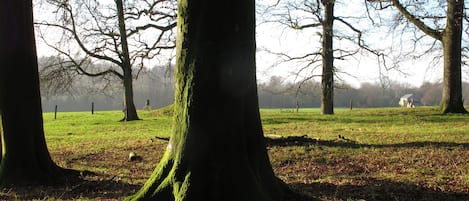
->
(265, 136, 469, 149)
(3, 177, 466, 201)
(289, 177, 469, 201)
(267, 136, 469, 200)
(0, 176, 140, 200)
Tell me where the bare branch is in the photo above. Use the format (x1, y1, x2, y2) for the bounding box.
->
(389, 0, 443, 40)
(36, 0, 176, 72)
(35, 20, 123, 67)
(128, 22, 176, 37)
(38, 29, 124, 80)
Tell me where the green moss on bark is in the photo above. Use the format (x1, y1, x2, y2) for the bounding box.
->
(127, 0, 294, 200)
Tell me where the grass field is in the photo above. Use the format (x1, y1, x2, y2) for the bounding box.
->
(1, 106, 468, 200)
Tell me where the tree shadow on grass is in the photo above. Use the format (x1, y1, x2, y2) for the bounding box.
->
(289, 178, 469, 201)
(0, 176, 140, 200)
(265, 136, 469, 149)
(267, 136, 469, 200)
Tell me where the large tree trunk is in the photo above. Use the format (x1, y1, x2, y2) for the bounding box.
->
(116, 0, 140, 121)
(0, 0, 80, 186)
(440, 0, 467, 113)
(127, 0, 293, 200)
(391, 0, 466, 113)
(321, 0, 335, 115)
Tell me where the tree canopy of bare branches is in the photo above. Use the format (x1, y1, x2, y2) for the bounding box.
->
(367, 0, 468, 113)
(35, 0, 177, 120)
(257, 0, 389, 114)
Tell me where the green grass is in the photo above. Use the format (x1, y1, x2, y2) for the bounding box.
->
(262, 107, 469, 200)
(1, 106, 468, 201)
(261, 107, 469, 144)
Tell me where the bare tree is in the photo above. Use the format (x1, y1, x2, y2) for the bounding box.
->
(38, 56, 86, 97)
(258, 0, 388, 114)
(35, 0, 177, 120)
(367, 0, 467, 113)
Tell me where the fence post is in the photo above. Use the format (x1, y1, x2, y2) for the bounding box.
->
(144, 99, 151, 110)
(91, 102, 94, 115)
(54, 105, 58, 120)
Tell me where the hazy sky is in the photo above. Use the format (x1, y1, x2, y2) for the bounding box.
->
(34, 1, 466, 88)
(254, 0, 455, 88)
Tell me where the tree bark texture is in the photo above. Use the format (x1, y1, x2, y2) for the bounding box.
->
(391, 0, 466, 113)
(441, 0, 467, 113)
(127, 1, 292, 201)
(321, 0, 335, 115)
(0, 0, 78, 186)
(122, 68, 140, 121)
(116, 0, 140, 121)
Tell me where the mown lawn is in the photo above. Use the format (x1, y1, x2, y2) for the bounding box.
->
(1, 106, 468, 200)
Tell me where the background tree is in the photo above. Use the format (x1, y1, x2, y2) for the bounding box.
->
(35, 0, 177, 121)
(367, 0, 468, 113)
(128, 0, 296, 200)
(419, 82, 443, 106)
(38, 56, 175, 113)
(0, 0, 80, 186)
(321, 0, 335, 114)
(258, 0, 388, 115)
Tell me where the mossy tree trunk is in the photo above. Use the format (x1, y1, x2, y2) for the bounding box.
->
(320, 0, 335, 115)
(0, 0, 79, 186)
(127, 0, 292, 200)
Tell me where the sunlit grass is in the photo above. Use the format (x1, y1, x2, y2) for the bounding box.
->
(261, 107, 469, 144)
(1, 106, 467, 200)
(261, 107, 469, 200)
(43, 110, 173, 150)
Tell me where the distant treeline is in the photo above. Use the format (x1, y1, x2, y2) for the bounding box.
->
(257, 76, 469, 108)
(40, 67, 469, 112)
(40, 64, 175, 112)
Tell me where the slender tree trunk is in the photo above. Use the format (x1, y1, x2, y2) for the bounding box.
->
(440, 0, 467, 113)
(122, 68, 140, 121)
(0, 0, 80, 186)
(321, 0, 335, 115)
(127, 0, 294, 200)
(116, 0, 140, 121)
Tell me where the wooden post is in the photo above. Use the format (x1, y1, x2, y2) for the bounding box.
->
(349, 99, 353, 110)
(91, 102, 94, 115)
(144, 99, 151, 110)
(54, 105, 58, 120)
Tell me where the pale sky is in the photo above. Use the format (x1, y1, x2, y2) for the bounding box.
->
(254, 0, 456, 88)
(33, 1, 466, 89)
